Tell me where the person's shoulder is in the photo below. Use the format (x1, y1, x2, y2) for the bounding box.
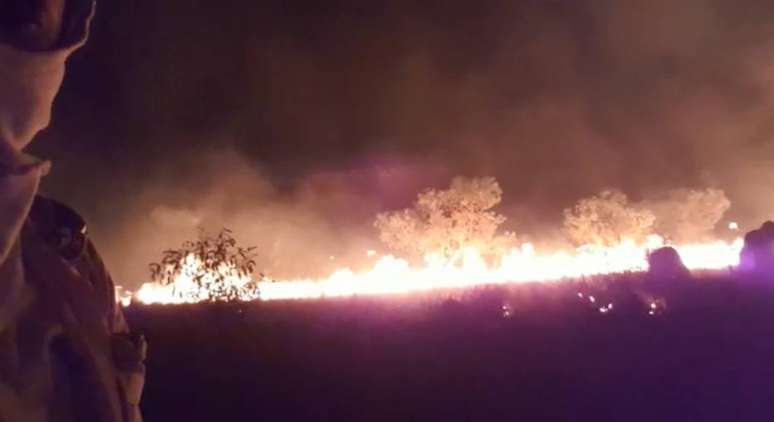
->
(28, 195, 88, 262)
(29, 195, 125, 332)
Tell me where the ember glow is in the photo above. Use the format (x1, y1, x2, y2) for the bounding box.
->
(130, 235, 743, 305)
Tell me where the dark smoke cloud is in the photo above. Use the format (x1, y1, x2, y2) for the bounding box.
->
(27, 0, 774, 287)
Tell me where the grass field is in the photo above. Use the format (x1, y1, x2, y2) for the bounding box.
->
(126, 273, 774, 421)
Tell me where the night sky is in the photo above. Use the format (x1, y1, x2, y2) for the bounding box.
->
(29, 0, 774, 288)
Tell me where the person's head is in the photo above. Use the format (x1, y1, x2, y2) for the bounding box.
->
(0, 0, 91, 154)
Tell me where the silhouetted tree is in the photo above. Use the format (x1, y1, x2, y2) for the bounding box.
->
(149, 228, 259, 302)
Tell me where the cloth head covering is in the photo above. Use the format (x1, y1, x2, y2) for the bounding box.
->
(0, 1, 94, 263)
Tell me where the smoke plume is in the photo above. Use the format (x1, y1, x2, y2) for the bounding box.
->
(28, 0, 774, 287)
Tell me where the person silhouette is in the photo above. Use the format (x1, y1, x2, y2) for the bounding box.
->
(0, 1, 145, 420)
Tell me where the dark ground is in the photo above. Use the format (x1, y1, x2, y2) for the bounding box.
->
(125, 273, 774, 421)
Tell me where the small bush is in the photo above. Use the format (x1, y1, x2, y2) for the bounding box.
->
(149, 228, 259, 302)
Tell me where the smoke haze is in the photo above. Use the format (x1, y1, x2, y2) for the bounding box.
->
(28, 0, 774, 288)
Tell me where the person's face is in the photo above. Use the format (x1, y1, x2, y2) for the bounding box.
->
(0, 45, 67, 153)
(0, 0, 67, 154)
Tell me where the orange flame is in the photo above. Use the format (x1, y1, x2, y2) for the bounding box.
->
(129, 235, 743, 305)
